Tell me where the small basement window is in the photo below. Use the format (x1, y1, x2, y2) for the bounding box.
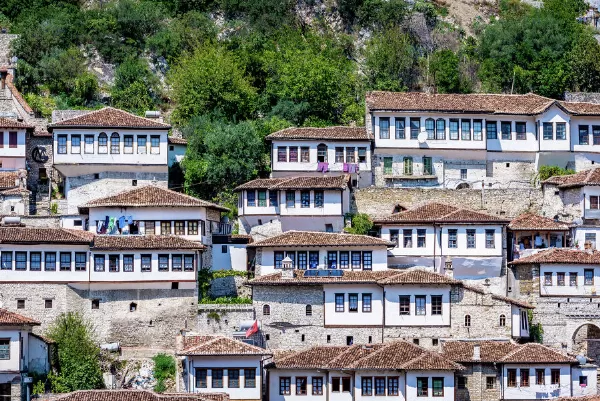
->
(171, 282, 179, 290)
(346, 336, 353, 346)
(16, 300, 25, 309)
(169, 145, 174, 151)
(94, 173, 100, 179)
(73, 220, 82, 227)
(129, 302, 137, 312)
(91, 299, 100, 309)
(44, 299, 52, 309)
(132, 180, 137, 186)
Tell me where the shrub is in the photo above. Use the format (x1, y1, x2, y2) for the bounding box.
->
(152, 353, 176, 393)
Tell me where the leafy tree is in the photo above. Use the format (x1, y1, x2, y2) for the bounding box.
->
(112, 57, 160, 114)
(429, 49, 461, 93)
(357, 0, 408, 29)
(46, 312, 104, 392)
(568, 32, 600, 92)
(345, 213, 374, 235)
(152, 354, 175, 393)
(537, 165, 575, 182)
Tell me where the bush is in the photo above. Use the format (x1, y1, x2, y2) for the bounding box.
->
(344, 213, 373, 235)
(537, 165, 575, 182)
(152, 353, 176, 393)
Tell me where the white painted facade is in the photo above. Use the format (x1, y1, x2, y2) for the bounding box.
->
(384, 285, 451, 327)
(405, 371, 454, 401)
(0, 325, 50, 375)
(323, 284, 383, 327)
(571, 365, 598, 397)
(501, 364, 570, 400)
(0, 127, 26, 170)
(539, 264, 600, 297)
(511, 305, 530, 338)
(168, 142, 186, 167)
(212, 243, 248, 272)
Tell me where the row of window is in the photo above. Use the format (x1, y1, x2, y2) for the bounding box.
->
(334, 293, 373, 313)
(389, 229, 496, 249)
(0, 131, 18, 148)
(543, 270, 594, 286)
(398, 295, 443, 316)
(56, 133, 161, 155)
(277, 145, 368, 164)
(279, 376, 352, 395)
(578, 125, 600, 145)
(194, 368, 256, 389)
(96, 220, 203, 236)
(377, 118, 528, 141)
(0, 251, 194, 272)
(506, 368, 560, 387)
(360, 376, 403, 397)
(274, 251, 373, 270)
(246, 190, 325, 208)
(382, 156, 432, 176)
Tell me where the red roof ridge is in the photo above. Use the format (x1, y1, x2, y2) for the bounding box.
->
(48, 107, 171, 129)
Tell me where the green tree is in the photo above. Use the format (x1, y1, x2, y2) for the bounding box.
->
(345, 213, 373, 235)
(429, 49, 461, 93)
(46, 312, 104, 392)
(152, 354, 175, 393)
(112, 57, 160, 114)
(537, 165, 575, 182)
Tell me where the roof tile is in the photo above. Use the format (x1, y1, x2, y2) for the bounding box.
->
(508, 213, 571, 231)
(509, 248, 600, 265)
(544, 168, 600, 189)
(442, 341, 574, 363)
(0, 118, 33, 129)
(266, 126, 371, 141)
(0, 172, 19, 189)
(178, 336, 270, 356)
(248, 231, 393, 248)
(0, 308, 40, 326)
(235, 176, 349, 191)
(373, 202, 507, 224)
(49, 107, 171, 129)
(55, 390, 229, 401)
(0, 227, 93, 244)
(92, 235, 203, 251)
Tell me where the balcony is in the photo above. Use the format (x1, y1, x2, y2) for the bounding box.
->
(210, 221, 232, 235)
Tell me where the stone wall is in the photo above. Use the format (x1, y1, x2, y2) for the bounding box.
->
(197, 304, 254, 336)
(455, 363, 500, 401)
(208, 276, 251, 298)
(0, 34, 17, 67)
(26, 135, 53, 215)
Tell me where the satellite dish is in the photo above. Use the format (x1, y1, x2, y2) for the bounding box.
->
(417, 131, 428, 143)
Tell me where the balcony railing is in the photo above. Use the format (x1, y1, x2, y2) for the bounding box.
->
(210, 221, 232, 235)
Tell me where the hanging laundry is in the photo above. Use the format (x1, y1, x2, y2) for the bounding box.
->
(104, 215, 109, 228)
(127, 216, 133, 225)
(96, 221, 104, 234)
(108, 217, 116, 234)
(118, 216, 126, 229)
(317, 162, 326, 172)
(122, 225, 130, 235)
(323, 162, 329, 172)
(343, 163, 349, 173)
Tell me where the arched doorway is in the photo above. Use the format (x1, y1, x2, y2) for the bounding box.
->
(456, 183, 470, 190)
(572, 323, 600, 361)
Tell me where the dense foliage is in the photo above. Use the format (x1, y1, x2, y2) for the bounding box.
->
(152, 353, 176, 393)
(2, 0, 597, 202)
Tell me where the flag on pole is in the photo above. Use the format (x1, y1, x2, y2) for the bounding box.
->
(246, 320, 259, 338)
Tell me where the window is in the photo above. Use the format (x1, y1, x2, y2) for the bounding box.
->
(300, 147, 309, 162)
(150, 136, 160, 154)
(473, 120, 483, 141)
(431, 295, 442, 315)
(432, 377, 444, 397)
(57, 135, 67, 154)
(266, 191, 277, 208)
(60, 253, 71, 271)
(210, 369, 223, 388)
(91, 299, 100, 309)
(1, 252, 12, 270)
(110, 133, 120, 154)
(361, 377, 373, 396)
(335, 294, 344, 312)
(556, 122, 566, 140)
(244, 369, 256, 388)
(279, 377, 291, 395)
(195, 369, 207, 388)
(382, 377, 397, 396)
(30, 252, 41, 271)
(317, 144, 327, 162)
(71, 135, 81, 153)
(570, 272, 577, 286)
(106, 255, 119, 272)
(557, 272, 565, 286)
(536, 369, 545, 385)
(507, 369, 517, 387)
(137, 135, 147, 154)
(543, 122, 553, 140)
(0, 339, 9, 360)
(332, 377, 340, 392)
(97, 132, 108, 154)
(580, 375, 588, 387)
(362, 293, 372, 312)
(448, 229, 457, 248)
(184, 255, 194, 271)
(286, 191, 295, 208)
(262, 304, 271, 315)
(425, 118, 435, 139)
(124, 135, 133, 153)
(544, 272, 552, 286)
(144, 221, 155, 235)
(399, 296, 410, 315)
(466, 229, 476, 248)
(328, 251, 338, 269)
(436, 118, 446, 139)
(45, 252, 56, 271)
(228, 369, 240, 388)
(579, 125, 590, 145)
(404, 157, 413, 175)
(499, 314, 506, 326)
(123, 255, 134, 272)
(501, 122, 512, 140)
(585, 269, 594, 285)
(277, 147, 287, 162)
(461, 119, 471, 140)
(551, 369, 560, 385)
(395, 117, 405, 139)
(257, 190, 267, 207)
(289, 146, 298, 162)
(187, 221, 199, 236)
(358, 147, 367, 163)
(274, 251, 284, 269)
(449, 119, 459, 140)
(486, 121, 497, 139)
(161, 221, 171, 235)
(295, 377, 307, 395)
(417, 377, 428, 397)
(351, 251, 361, 270)
(16, 300, 24, 309)
(301, 191, 310, 208)
(415, 295, 426, 316)
(402, 229, 413, 248)
(247, 191, 256, 207)
(486, 376, 495, 389)
(335, 147, 344, 163)
(349, 294, 358, 312)
(516, 122, 526, 140)
(82, 135, 94, 154)
(312, 377, 323, 395)
(485, 229, 495, 248)
(75, 252, 86, 271)
(363, 252, 372, 270)
(373, 377, 386, 396)
(389, 229, 399, 247)
(15, 252, 26, 270)
(456, 376, 466, 390)
(141, 255, 152, 272)
(421, 157, 434, 177)
(342, 377, 351, 392)
(313, 190, 324, 208)
(464, 314, 471, 327)
(158, 255, 169, 272)
(410, 118, 420, 139)
(460, 168, 467, 180)
(383, 157, 393, 175)
(379, 117, 390, 139)
(339, 251, 349, 269)
(520, 369, 530, 387)
(346, 147, 355, 163)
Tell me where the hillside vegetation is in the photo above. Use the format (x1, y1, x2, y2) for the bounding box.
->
(1, 0, 599, 208)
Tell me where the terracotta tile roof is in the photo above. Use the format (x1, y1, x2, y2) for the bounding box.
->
(271, 341, 463, 371)
(556, 396, 600, 401)
(92, 235, 204, 251)
(508, 213, 571, 231)
(55, 390, 229, 401)
(0, 227, 93, 244)
(373, 202, 508, 224)
(365, 91, 555, 115)
(48, 107, 171, 129)
(248, 270, 400, 286)
(0, 118, 33, 129)
(377, 270, 460, 285)
(544, 168, 600, 189)
(489, 293, 534, 309)
(248, 231, 393, 248)
(0, 308, 40, 326)
(266, 126, 372, 141)
(168, 137, 187, 145)
(499, 343, 576, 363)
(235, 175, 349, 191)
(0, 187, 29, 196)
(509, 248, 600, 265)
(442, 340, 573, 364)
(559, 101, 600, 116)
(0, 172, 19, 189)
(178, 335, 270, 356)
(81, 185, 229, 211)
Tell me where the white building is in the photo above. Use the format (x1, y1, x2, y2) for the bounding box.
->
(366, 91, 600, 189)
(235, 176, 351, 236)
(168, 137, 187, 167)
(0, 117, 31, 171)
(508, 213, 571, 261)
(267, 340, 461, 401)
(266, 127, 372, 188)
(177, 335, 270, 401)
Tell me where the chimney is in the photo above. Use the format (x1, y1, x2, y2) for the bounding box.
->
(444, 257, 453, 277)
(145, 110, 163, 123)
(472, 344, 481, 361)
(281, 256, 294, 279)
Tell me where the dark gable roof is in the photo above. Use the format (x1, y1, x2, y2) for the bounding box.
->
(509, 248, 600, 266)
(508, 213, 571, 231)
(81, 185, 229, 211)
(366, 91, 555, 115)
(55, 390, 229, 401)
(373, 202, 508, 224)
(442, 341, 575, 364)
(235, 175, 349, 191)
(544, 168, 600, 189)
(92, 236, 203, 251)
(248, 231, 393, 248)
(48, 107, 171, 129)
(266, 126, 372, 141)
(178, 336, 271, 356)
(270, 341, 462, 371)
(0, 308, 40, 326)
(0, 118, 33, 130)
(0, 227, 94, 245)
